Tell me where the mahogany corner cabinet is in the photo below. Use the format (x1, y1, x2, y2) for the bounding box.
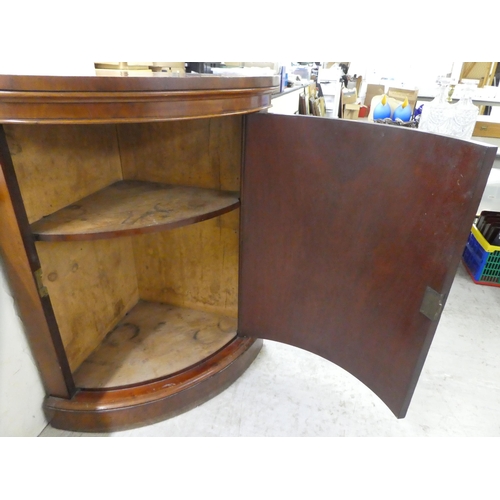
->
(0, 74, 496, 432)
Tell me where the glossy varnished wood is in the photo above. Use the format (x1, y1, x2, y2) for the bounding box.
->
(240, 113, 497, 418)
(31, 180, 240, 241)
(0, 74, 279, 124)
(45, 337, 262, 432)
(0, 75, 277, 432)
(0, 126, 74, 397)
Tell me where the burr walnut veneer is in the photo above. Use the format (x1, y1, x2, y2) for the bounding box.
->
(0, 74, 496, 432)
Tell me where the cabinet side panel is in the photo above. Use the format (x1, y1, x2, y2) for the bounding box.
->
(0, 133, 71, 398)
(4, 124, 123, 223)
(133, 212, 239, 317)
(36, 238, 139, 372)
(117, 116, 242, 191)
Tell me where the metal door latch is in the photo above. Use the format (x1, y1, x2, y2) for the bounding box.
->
(420, 286, 445, 321)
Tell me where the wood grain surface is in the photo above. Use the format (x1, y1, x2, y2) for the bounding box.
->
(36, 238, 139, 372)
(117, 116, 242, 191)
(0, 75, 276, 433)
(0, 127, 74, 397)
(73, 301, 237, 388)
(31, 180, 240, 241)
(133, 212, 239, 317)
(0, 74, 279, 124)
(4, 124, 122, 224)
(240, 113, 497, 418)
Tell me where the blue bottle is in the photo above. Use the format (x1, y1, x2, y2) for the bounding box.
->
(373, 94, 392, 120)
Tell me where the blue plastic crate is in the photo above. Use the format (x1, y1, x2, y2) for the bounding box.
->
(462, 225, 500, 286)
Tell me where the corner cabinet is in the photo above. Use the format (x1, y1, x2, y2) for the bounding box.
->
(0, 75, 496, 432)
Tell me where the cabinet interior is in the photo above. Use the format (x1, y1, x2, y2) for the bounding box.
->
(5, 115, 243, 388)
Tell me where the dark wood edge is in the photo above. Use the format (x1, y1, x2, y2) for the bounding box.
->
(33, 200, 241, 242)
(44, 336, 263, 433)
(0, 87, 278, 102)
(397, 145, 498, 418)
(0, 101, 274, 125)
(0, 126, 75, 397)
(0, 74, 280, 92)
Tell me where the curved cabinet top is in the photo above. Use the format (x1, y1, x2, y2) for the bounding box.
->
(0, 74, 280, 124)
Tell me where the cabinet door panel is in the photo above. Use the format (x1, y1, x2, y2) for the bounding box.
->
(239, 113, 496, 417)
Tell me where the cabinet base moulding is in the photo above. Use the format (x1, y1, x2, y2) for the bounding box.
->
(44, 336, 262, 433)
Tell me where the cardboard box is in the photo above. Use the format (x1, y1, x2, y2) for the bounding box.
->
(344, 103, 360, 120)
(387, 87, 419, 111)
(342, 88, 358, 105)
(341, 88, 358, 118)
(364, 84, 385, 107)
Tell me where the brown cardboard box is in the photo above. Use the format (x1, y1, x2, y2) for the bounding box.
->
(344, 103, 360, 119)
(364, 84, 385, 109)
(342, 88, 358, 105)
(341, 88, 358, 118)
(387, 87, 419, 111)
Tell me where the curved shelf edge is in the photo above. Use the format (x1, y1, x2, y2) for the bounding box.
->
(43, 336, 262, 433)
(31, 181, 241, 241)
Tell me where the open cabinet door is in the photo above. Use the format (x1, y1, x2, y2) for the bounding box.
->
(239, 113, 497, 418)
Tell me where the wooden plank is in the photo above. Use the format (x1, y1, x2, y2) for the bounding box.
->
(473, 120, 500, 138)
(133, 212, 239, 317)
(36, 238, 139, 372)
(31, 180, 240, 241)
(240, 113, 496, 418)
(4, 124, 122, 224)
(0, 75, 278, 125)
(117, 116, 242, 317)
(117, 116, 242, 191)
(0, 74, 279, 92)
(73, 301, 237, 388)
(460, 62, 497, 87)
(0, 127, 73, 397)
(0, 73, 279, 92)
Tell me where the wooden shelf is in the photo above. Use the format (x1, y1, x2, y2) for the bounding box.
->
(73, 301, 237, 389)
(31, 180, 240, 241)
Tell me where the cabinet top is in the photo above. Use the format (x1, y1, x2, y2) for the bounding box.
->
(0, 74, 280, 124)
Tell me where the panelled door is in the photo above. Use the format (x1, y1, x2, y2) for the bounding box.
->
(239, 113, 496, 417)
